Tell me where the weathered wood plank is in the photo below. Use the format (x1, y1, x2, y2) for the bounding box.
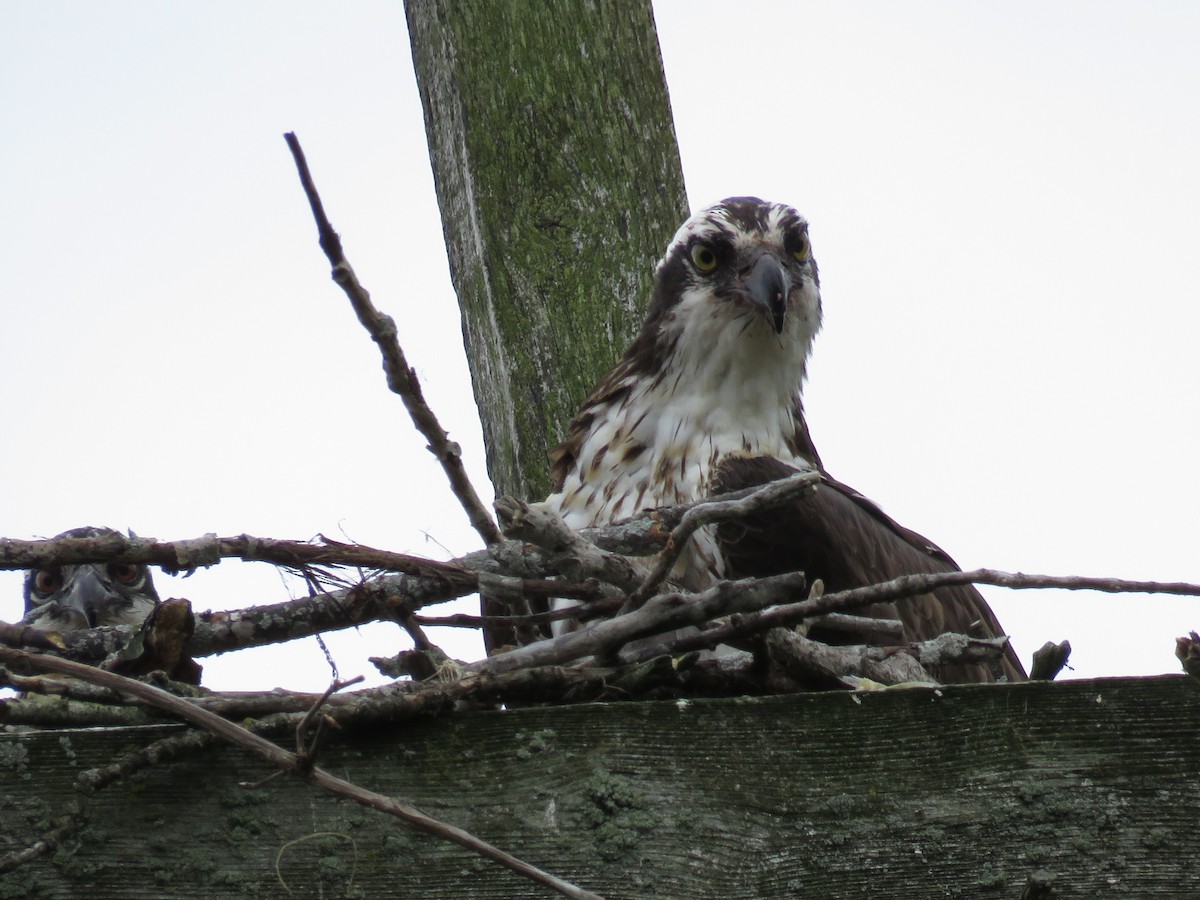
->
(2, 676, 1198, 897)
(405, 0, 688, 503)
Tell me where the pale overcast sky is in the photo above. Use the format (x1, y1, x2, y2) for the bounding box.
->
(2, 2, 1198, 691)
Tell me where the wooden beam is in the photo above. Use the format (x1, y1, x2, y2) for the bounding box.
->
(3, 676, 1198, 896)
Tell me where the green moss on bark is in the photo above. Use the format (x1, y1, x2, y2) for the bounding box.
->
(406, 0, 688, 500)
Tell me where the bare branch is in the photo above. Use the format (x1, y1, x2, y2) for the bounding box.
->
(496, 497, 652, 593)
(766, 627, 934, 686)
(808, 612, 905, 642)
(766, 628, 1012, 688)
(283, 132, 501, 547)
(647, 567, 1200, 661)
(0, 669, 128, 705)
(473, 572, 809, 675)
(26, 568, 605, 666)
(413, 592, 622, 630)
(8, 496, 1199, 678)
(0, 530, 474, 581)
(910, 632, 1014, 669)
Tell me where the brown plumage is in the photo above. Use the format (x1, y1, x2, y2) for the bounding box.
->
(543, 197, 1024, 683)
(713, 456, 1025, 683)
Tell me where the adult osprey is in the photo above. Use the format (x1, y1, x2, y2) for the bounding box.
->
(22, 526, 160, 631)
(543, 197, 1024, 683)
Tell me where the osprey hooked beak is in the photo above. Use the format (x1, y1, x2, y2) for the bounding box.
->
(54, 566, 121, 629)
(743, 252, 790, 334)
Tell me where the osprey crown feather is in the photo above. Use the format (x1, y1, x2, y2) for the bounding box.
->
(541, 197, 1024, 683)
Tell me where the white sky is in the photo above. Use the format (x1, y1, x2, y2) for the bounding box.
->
(2, 2, 1198, 692)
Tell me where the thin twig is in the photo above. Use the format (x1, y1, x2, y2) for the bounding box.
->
(283, 132, 502, 547)
(295, 676, 363, 773)
(0, 646, 601, 900)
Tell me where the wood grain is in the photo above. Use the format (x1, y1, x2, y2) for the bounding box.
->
(3, 676, 1198, 897)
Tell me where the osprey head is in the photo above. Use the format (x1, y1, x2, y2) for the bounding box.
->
(649, 197, 821, 341)
(22, 526, 160, 631)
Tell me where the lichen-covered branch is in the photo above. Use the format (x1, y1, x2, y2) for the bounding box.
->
(0, 530, 474, 579)
(496, 496, 652, 594)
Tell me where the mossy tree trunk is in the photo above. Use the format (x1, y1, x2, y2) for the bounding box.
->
(405, 0, 688, 504)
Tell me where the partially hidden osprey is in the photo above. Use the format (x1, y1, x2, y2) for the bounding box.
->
(22, 526, 160, 632)
(542, 197, 1024, 683)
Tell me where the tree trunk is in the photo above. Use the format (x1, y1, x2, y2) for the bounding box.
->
(405, 0, 688, 504)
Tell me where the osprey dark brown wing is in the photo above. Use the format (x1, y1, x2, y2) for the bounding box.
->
(713, 455, 1026, 684)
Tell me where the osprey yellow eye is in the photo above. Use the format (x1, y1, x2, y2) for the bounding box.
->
(690, 242, 718, 272)
(792, 234, 811, 262)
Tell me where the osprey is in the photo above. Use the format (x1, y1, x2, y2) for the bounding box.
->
(22, 526, 160, 631)
(543, 197, 1024, 683)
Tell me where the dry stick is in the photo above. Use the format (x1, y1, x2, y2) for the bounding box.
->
(79, 729, 220, 794)
(766, 626, 933, 686)
(3, 653, 699, 732)
(624, 470, 822, 610)
(641, 567, 1200, 662)
(10, 495, 1200, 666)
(0, 482, 788, 659)
(0, 647, 602, 900)
(0, 621, 63, 650)
(25, 552, 1200, 668)
(1, 669, 126, 704)
(0, 801, 86, 873)
(0, 492, 692, 576)
(472, 572, 811, 676)
(496, 497, 651, 594)
(807, 612, 906, 642)
(36, 570, 595, 664)
(413, 594, 622, 630)
(282, 132, 502, 547)
(0, 531, 473, 580)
